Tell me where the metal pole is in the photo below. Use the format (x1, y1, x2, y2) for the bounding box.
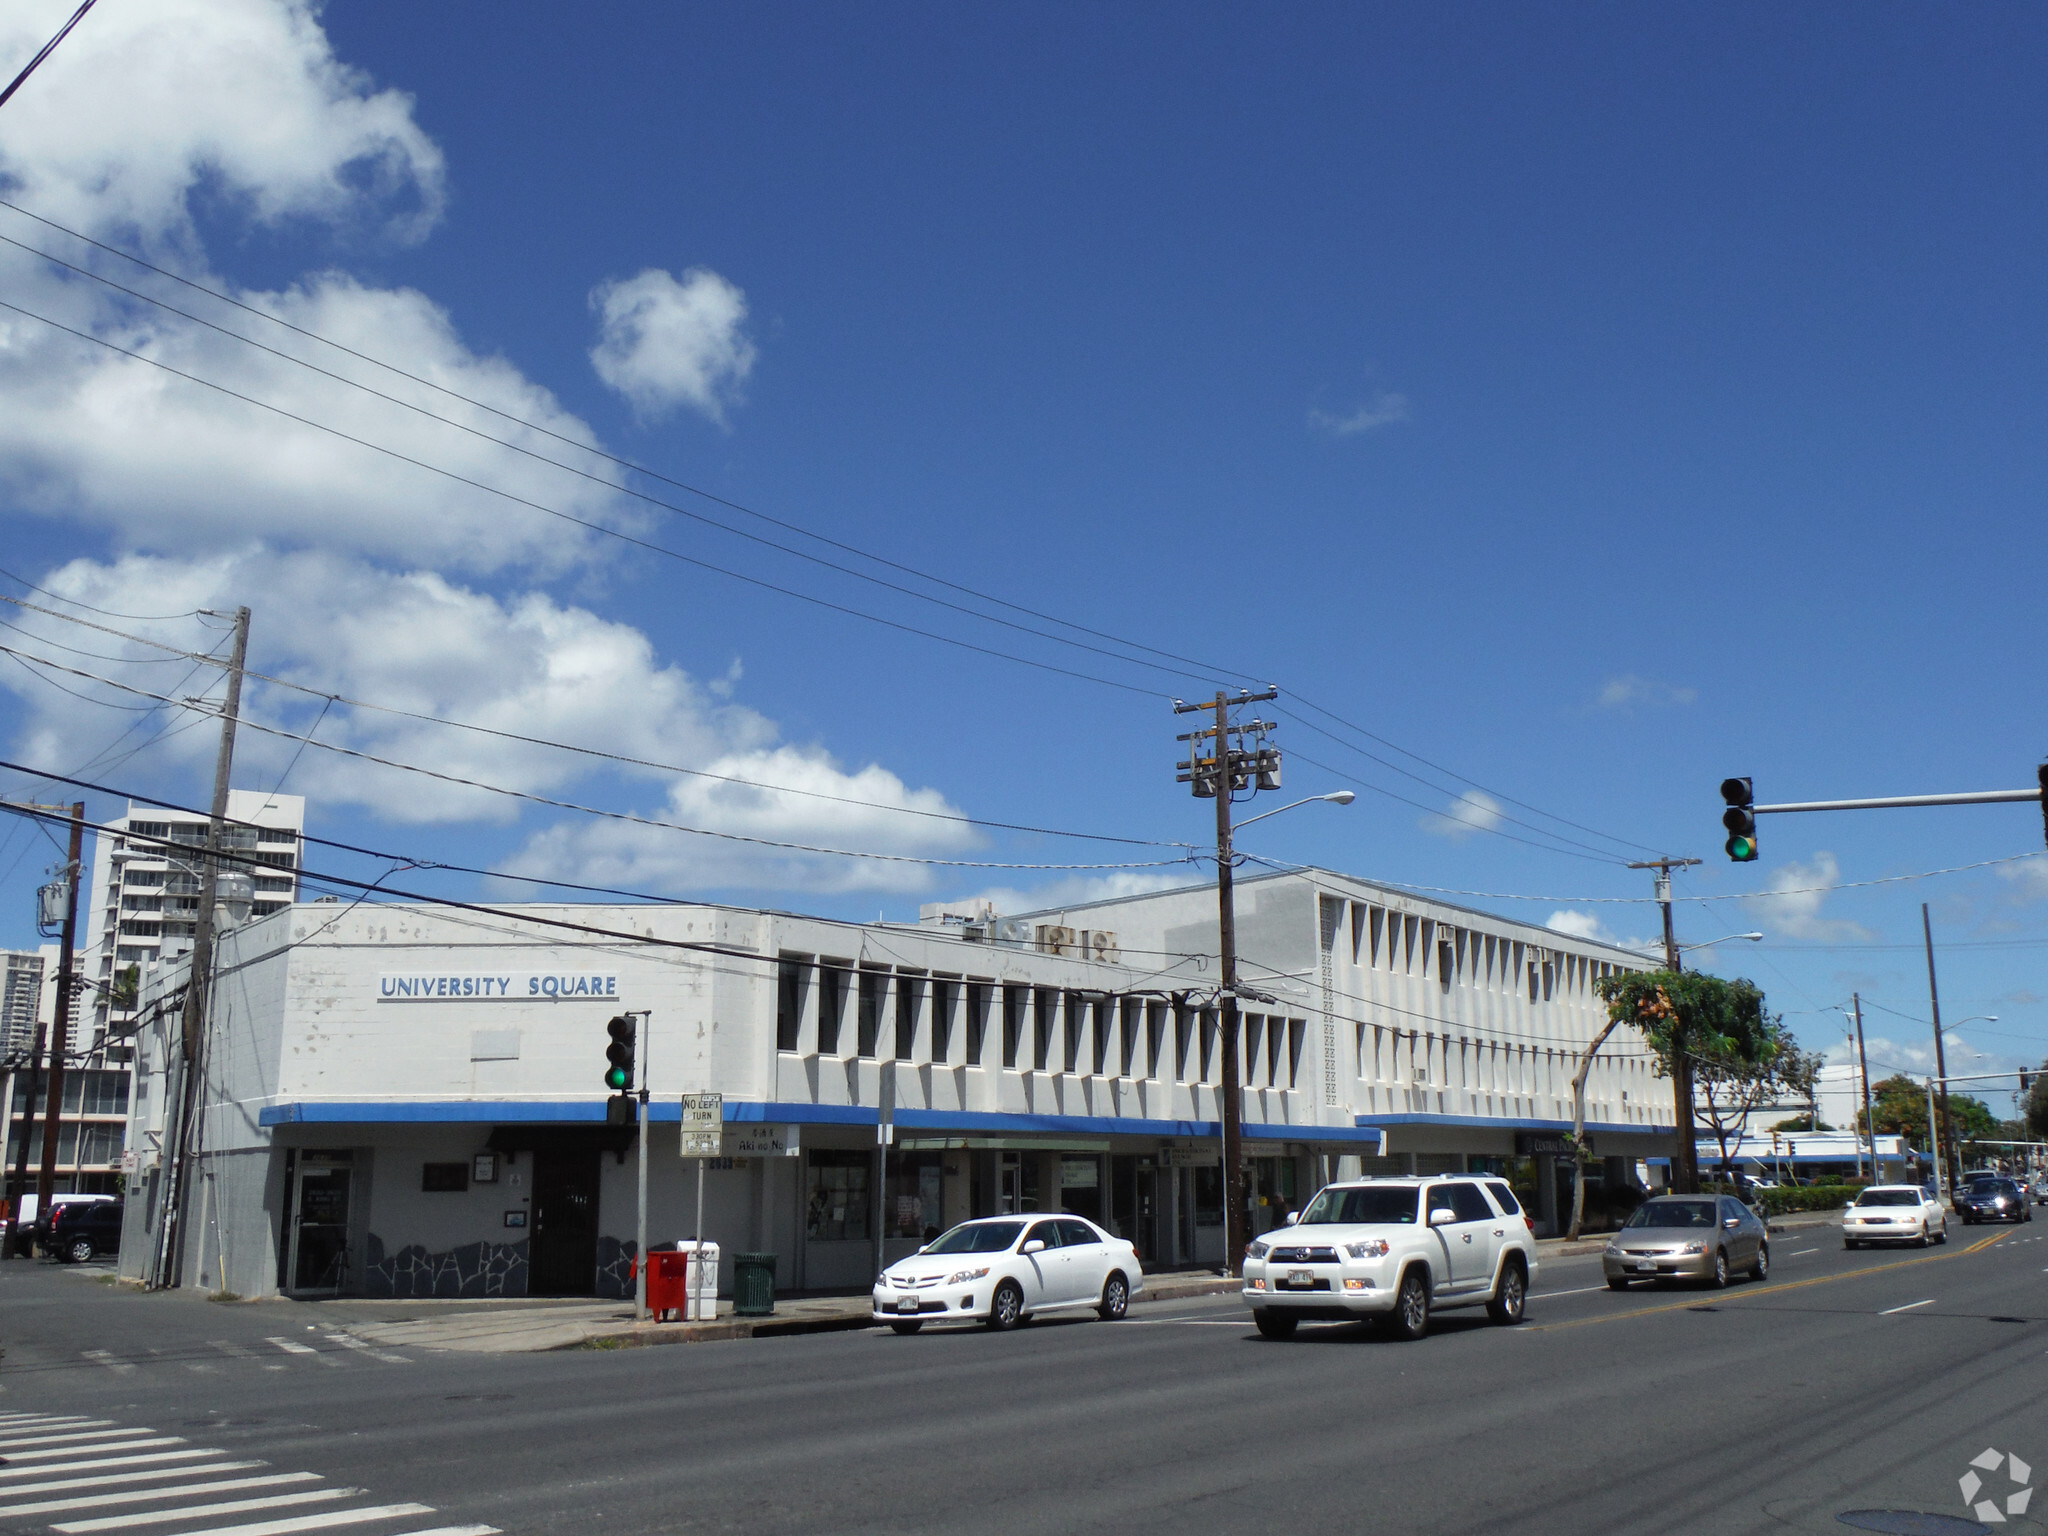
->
(1211, 693, 1246, 1278)
(1922, 904, 1961, 1198)
(33, 803, 86, 1237)
(1925, 1076, 1942, 1197)
(161, 606, 250, 1288)
(694, 1155, 707, 1322)
(634, 1106, 648, 1322)
(1852, 994, 1876, 1181)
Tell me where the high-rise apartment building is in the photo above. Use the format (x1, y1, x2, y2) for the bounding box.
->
(1, 950, 44, 1062)
(81, 792, 305, 1048)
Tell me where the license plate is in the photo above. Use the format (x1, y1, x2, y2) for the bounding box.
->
(1634, 1261, 1656, 1272)
(897, 1297, 918, 1313)
(1288, 1269, 1314, 1285)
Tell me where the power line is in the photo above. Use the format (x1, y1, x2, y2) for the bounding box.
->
(0, 591, 1195, 850)
(0, 561, 199, 623)
(0, 0, 97, 113)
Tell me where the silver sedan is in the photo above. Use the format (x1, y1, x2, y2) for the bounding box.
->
(1603, 1195, 1770, 1289)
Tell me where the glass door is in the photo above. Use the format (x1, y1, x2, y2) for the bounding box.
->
(287, 1165, 351, 1294)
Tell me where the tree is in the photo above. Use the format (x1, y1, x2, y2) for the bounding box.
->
(1769, 1113, 1833, 1133)
(1584, 970, 1776, 1230)
(1860, 1074, 1998, 1149)
(2027, 1062, 2048, 1141)
(1695, 1038, 1822, 1184)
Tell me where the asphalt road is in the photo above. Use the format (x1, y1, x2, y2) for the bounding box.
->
(2, 1225, 2046, 1536)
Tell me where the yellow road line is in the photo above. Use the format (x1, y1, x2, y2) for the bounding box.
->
(1525, 1228, 2012, 1333)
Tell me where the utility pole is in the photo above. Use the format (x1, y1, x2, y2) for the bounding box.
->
(156, 606, 250, 1289)
(30, 803, 86, 1250)
(1175, 688, 1280, 1276)
(1852, 993, 1875, 1182)
(1628, 857, 1702, 1192)
(1922, 903, 1961, 1200)
(4, 1017, 47, 1258)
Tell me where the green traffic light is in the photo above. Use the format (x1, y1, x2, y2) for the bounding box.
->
(605, 1064, 630, 1090)
(1726, 834, 1757, 862)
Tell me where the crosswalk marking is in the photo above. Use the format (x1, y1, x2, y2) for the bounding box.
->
(0, 1472, 321, 1518)
(0, 1437, 185, 1464)
(322, 1333, 411, 1366)
(168, 1503, 439, 1536)
(265, 1337, 344, 1368)
(0, 1425, 124, 1449)
(54, 1486, 360, 1533)
(79, 1351, 134, 1376)
(0, 1450, 220, 1482)
(0, 1460, 265, 1498)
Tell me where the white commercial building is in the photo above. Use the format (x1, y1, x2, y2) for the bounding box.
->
(118, 868, 1675, 1300)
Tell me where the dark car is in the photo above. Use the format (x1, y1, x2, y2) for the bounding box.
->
(1956, 1179, 2031, 1226)
(47, 1199, 124, 1262)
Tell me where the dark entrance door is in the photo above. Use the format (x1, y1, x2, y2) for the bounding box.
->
(529, 1148, 600, 1296)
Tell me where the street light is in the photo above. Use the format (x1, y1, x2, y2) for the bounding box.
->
(1674, 932, 1764, 952)
(1231, 790, 1356, 834)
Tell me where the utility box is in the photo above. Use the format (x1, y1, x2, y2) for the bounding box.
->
(677, 1240, 719, 1321)
(732, 1252, 777, 1317)
(645, 1249, 691, 1322)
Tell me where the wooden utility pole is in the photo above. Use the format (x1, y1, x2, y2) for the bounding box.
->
(30, 802, 86, 1251)
(1628, 857, 1701, 1192)
(3, 1016, 47, 1258)
(1175, 688, 1279, 1276)
(1852, 993, 1876, 1181)
(156, 606, 250, 1289)
(1922, 904, 1962, 1199)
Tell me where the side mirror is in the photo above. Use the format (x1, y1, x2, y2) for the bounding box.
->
(916, 1245, 930, 1254)
(1723, 1217, 1740, 1229)
(1283, 1211, 1300, 1226)
(1428, 1207, 1456, 1227)
(1022, 1238, 1046, 1255)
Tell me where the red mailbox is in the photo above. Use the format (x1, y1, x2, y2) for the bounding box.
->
(645, 1249, 692, 1321)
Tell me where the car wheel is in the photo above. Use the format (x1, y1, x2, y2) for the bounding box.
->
(1936, 1221, 1947, 1244)
(1097, 1272, 1129, 1321)
(1387, 1267, 1430, 1341)
(1606, 1276, 1630, 1291)
(985, 1280, 1024, 1332)
(1749, 1244, 1769, 1282)
(65, 1238, 94, 1265)
(890, 1320, 922, 1336)
(1487, 1258, 1526, 1324)
(1253, 1309, 1297, 1340)
(1709, 1249, 1730, 1289)
(1917, 1224, 1932, 1248)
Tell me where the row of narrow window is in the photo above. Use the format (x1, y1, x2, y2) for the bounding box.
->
(1336, 900, 1630, 999)
(775, 956, 1308, 1088)
(1357, 1022, 1656, 1104)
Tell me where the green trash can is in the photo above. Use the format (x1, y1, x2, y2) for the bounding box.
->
(732, 1252, 777, 1317)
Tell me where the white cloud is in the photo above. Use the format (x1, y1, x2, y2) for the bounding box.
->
(1996, 854, 2048, 903)
(1421, 789, 1502, 841)
(1308, 391, 1408, 437)
(1595, 675, 1699, 710)
(1544, 909, 1662, 958)
(1743, 852, 1878, 943)
(946, 869, 1201, 919)
(589, 267, 756, 424)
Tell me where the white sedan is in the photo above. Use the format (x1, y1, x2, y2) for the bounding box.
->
(872, 1215, 1143, 1333)
(1843, 1185, 1948, 1248)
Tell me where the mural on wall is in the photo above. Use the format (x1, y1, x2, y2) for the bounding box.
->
(595, 1236, 637, 1301)
(364, 1233, 529, 1298)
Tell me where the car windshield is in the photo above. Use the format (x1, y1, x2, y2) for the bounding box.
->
(1297, 1186, 1421, 1226)
(922, 1221, 1025, 1255)
(1856, 1190, 1920, 1207)
(1625, 1200, 1719, 1230)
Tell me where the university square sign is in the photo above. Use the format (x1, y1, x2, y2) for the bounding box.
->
(378, 971, 621, 1002)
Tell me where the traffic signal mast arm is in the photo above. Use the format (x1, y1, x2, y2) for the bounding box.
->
(1720, 763, 2048, 862)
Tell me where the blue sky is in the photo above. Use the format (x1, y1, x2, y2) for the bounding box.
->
(1, 3, 2044, 1108)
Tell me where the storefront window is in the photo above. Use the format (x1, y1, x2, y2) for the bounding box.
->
(806, 1150, 871, 1241)
(1192, 1164, 1222, 1227)
(1059, 1153, 1102, 1223)
(884, 1150, 945, 1241)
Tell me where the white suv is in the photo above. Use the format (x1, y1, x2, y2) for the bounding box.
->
(1241, 1177, 1538, 1340)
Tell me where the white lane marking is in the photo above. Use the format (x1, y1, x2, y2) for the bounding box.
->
(1789, 1248, 1819, 1257)
(0, 1415, 94, 1428)
(0, 1425, 122, 1449)
(0, 1462, 263, 1499)
(1880, 1299, 1936, 1315)
(79, 1351, 134, 1377)
(0, 1438, 185, 1464)
(321, 1333, 410, 1366)
(264, 1338, 316, 1355)
(0, 1452, 224, 1484)
(54, 1486, 359, 1533)
(0, 1472, 321, 1518)
(1532, 1285, 1614, 1299)
(161, 1502, 437, 1536)
(385, 1528, 501, 1535)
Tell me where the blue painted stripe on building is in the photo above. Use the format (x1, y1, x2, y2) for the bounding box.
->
(254, 1098, 1381, 1145)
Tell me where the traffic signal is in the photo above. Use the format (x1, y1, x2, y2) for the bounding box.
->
(604, 1013, 637, 1092)
(1721, 777, 1758, 862)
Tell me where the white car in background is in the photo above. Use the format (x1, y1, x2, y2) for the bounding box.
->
(873, 1215, 1143, 1333)
(1842, 1184, 1948, 1248)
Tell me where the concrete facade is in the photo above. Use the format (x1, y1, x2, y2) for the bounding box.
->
(118, 870, 1674, 1300)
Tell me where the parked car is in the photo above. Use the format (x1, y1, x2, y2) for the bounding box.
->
(1956, 1179, 2032, 1226)
(1603, 1195, 1770, 1289)
(872, 1215, 1143, 1333)
(47, 1199, 123, 1263)
(1240, 1176, 1537, 1341)
(27, 1193, 116, 1253)
(1842, 1185, 1947, 1248)
(2030, 1176, 2048, 1206)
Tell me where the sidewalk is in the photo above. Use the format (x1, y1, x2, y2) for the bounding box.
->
(337, 1270, 1243, 1354)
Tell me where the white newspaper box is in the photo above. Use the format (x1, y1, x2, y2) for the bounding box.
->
(678, 1239, 720, 1321)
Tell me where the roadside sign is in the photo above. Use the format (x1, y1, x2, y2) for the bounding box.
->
(726, 1124, 798, 1157)
(681, 1092, 723, 1157)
